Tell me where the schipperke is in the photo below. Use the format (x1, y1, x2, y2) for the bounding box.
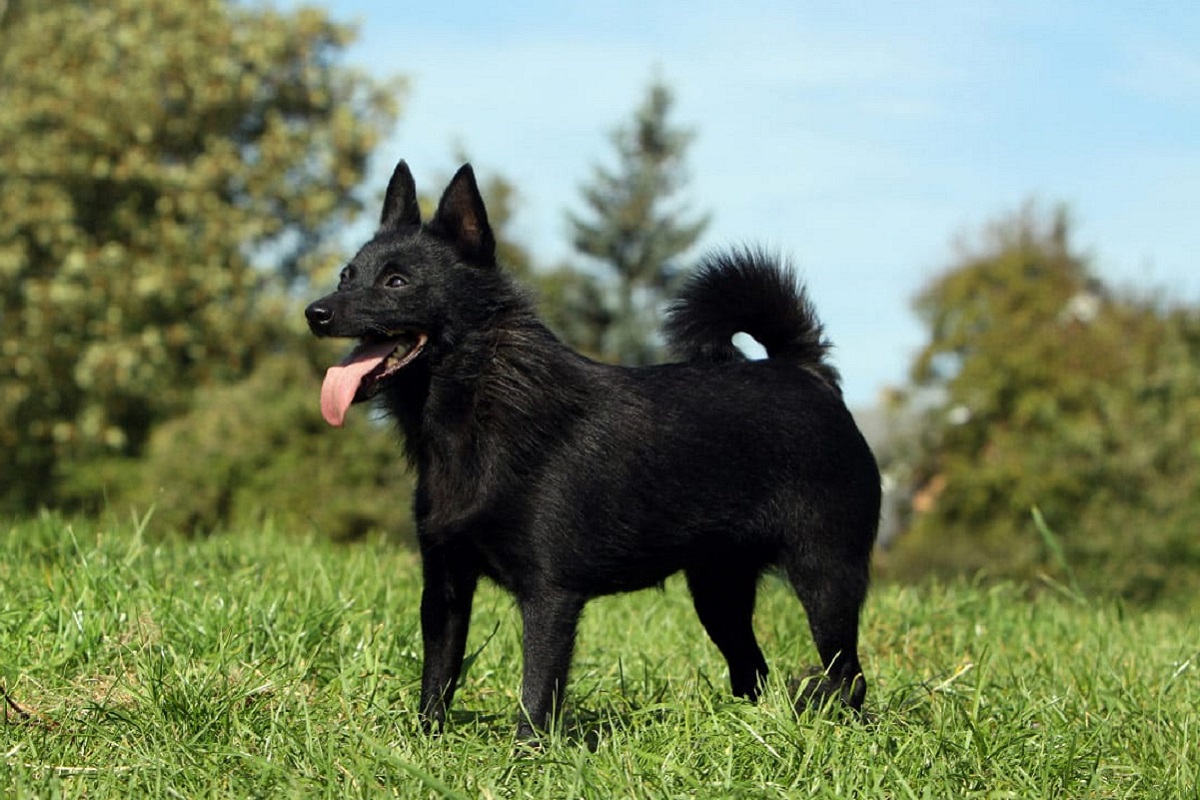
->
(305, 160, 880, 740)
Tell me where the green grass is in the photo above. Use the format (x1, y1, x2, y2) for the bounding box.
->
(1, 514, 1196, 799)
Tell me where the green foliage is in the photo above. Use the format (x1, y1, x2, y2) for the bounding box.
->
(535, 265, 620, 357)
(3, 517, 1197, 797)
(97, 345, 416, 541)
(889, 204, 1200, 604)
(566, 78, 709, 364)
(0, 0, 399, 512)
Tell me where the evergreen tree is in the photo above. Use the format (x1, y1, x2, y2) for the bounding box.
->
(567, 78, 709, 364)
(0, 0, 399, 511)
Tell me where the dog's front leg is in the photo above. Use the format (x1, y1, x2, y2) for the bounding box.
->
(417, 545, 478, 733)
(516, 591, 584, 741)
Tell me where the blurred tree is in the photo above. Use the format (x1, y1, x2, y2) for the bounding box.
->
(438, 155, 614, 358)
(535, 265, 617, 358)
(566, 78, 709, 364)
(889, 204, 1200, 604)
(108, 348, 417, 541)
(0, 0, 400, 512)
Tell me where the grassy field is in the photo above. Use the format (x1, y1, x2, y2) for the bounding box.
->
(1, 514, 1196, 799)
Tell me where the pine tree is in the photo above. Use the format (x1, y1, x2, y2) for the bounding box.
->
(567, 79, 709, 364)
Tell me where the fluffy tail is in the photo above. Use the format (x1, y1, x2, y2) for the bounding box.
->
(664, 248, 841, 388)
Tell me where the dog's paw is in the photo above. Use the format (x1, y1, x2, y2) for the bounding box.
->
(787, 667, 871, 722)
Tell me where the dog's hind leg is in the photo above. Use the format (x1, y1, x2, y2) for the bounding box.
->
(418, 545, 479, 732)
(516, 591, 585, 740)
(783, 549, 869, 711)
(686, 564, 769, 701)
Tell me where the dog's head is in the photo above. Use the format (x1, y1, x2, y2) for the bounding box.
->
(305, 160, 498, 426)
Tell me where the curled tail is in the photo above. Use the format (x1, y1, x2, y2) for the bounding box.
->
(664, 248, 841, 389)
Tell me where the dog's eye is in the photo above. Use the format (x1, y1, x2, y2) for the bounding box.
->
(385, 274, 408, 289)
(337, 267, 353, 289)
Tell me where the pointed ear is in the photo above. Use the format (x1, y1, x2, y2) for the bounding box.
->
(380, 160, 421, 230)
(429, 164, 496, 266)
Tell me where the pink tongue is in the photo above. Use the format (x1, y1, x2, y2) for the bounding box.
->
(319, 342, 397, 427)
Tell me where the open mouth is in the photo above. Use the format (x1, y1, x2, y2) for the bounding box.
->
(319, 330, 428, 427)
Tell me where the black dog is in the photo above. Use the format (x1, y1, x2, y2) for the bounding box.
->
(305, 161, 880, 739)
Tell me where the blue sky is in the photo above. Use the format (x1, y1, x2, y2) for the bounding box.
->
(289, 0, 1199, 406)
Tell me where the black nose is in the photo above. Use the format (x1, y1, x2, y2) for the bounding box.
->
(305, 302, 334, 332)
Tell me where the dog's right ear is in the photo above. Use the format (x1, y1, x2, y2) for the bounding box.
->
(428, 164, 496, 267)
(380, 160, 421, 230)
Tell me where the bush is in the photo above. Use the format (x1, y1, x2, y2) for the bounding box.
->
(885, 206, 1200, 606)
(103, 350, 416, 542)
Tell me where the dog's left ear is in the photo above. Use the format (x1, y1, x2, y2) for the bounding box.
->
(429, 164, 496, 267)
(380, 160, 421, 230)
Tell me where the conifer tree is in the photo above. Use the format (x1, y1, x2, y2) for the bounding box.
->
(567, 79, 709, 364)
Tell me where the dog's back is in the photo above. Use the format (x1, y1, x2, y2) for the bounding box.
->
(511, 250, 879, 601)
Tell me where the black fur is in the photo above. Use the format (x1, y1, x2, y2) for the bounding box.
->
(305, 161, 881, 740)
